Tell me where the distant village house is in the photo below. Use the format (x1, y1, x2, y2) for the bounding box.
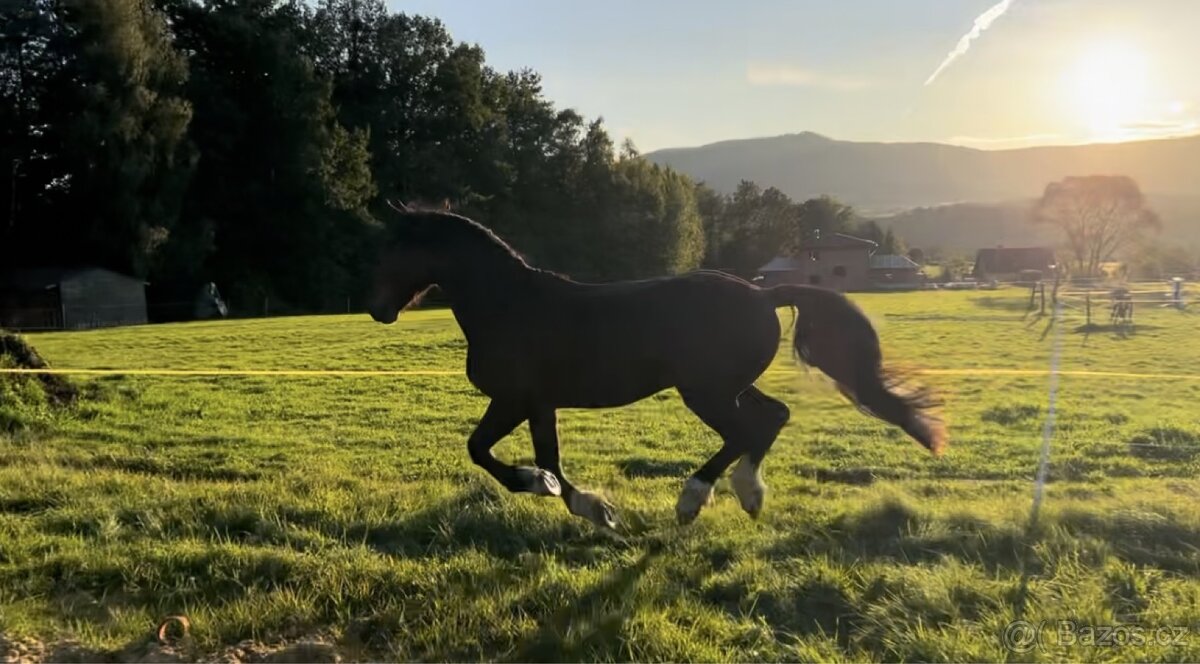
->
(756, 233, 924, 292)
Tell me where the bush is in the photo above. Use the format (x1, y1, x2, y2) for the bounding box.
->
(0, 330, 76, 433)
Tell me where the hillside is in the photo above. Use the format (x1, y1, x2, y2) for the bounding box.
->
(648, 132, 1200, 212)
(871, 195, 1200, 254)
(648, 132, 1200, 251)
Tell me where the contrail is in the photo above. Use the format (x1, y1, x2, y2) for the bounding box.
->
(924, 0, 1016, 86)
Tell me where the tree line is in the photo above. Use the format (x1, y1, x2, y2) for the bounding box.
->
(696, 180, 903, 275)
(1, 0, 915, 316)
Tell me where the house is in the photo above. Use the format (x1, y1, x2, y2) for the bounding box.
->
(869, 254, 923, 289)
(756, 233, 877, 291)
(0, 267, 148, 331)
(972, 247, 1056, 282)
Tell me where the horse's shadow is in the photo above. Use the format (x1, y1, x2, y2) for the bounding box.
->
(1074, 322, 1164, 344)
(346, 481, 625, 562)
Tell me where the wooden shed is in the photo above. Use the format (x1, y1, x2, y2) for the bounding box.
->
(0, 267, 148, 330)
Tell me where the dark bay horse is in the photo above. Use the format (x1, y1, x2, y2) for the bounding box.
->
(368, 205, 946, 528)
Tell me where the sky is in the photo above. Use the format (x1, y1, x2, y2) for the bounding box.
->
(387, 0, 1200, 152)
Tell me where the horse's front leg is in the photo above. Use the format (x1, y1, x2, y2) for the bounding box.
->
(468, 401, 561, 496)
(529, 408, 617, 529)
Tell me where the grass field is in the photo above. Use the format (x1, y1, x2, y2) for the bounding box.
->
(2, 288, 1200, 661)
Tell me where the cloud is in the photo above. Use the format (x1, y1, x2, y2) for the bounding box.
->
(924, 0, 1016, 86)
(1116, 119, 1200, 138)
(1120, 120, 1196, 131)
(746, 63, 872, 91)
(948, 119, 1200, 150)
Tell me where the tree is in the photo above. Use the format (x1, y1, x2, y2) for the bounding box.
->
(1, 0, 194, 276)
(1033, 175, 1160, 277)
(161, 0, 375, 311)
(716, 181, 795, 275)
(548, 129, 703, 280)
(939, 255, 972, 282)
(3, 0, 775, 311)
(692, 186, 888, 276)
(301, 3, 703, 281)
(795, 195, 855, 247)
(1127, 241, 1199, 280)
(881, 227, 902, 255)
(693, 183, 727, 267)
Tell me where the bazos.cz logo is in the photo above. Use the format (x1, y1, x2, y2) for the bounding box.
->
(1002, 620, 1190, 653)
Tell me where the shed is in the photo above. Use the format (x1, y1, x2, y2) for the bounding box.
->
(972, 247, 1055, 282)
(0, 267, 148, 330)
(756, 233, 877, 291)
(869, 254, 923, 289)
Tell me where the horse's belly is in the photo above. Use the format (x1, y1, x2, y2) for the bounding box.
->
(541, 360, 673, 408)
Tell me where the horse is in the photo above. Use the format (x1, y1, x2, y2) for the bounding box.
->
(367, 203, 946, 528)
(1110, 288, 1133, 327)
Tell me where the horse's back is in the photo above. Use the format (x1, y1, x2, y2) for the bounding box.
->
(470, 270, 781, 406)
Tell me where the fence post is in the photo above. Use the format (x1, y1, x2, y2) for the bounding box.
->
(1085, 293, 1091, 326)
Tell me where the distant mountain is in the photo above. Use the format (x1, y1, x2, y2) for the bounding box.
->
(648, 132, 1200, 212)
(647, 132, 1200, 251)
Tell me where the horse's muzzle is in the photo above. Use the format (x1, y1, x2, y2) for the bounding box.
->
(369, 308, 397, 324)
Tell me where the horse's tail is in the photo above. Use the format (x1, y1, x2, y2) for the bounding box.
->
(766, 284, 947, 456)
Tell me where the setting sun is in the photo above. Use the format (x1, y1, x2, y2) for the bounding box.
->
(1065, 41, 1152, 139)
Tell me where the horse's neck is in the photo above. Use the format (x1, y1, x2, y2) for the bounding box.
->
(439, 255, 545, 337)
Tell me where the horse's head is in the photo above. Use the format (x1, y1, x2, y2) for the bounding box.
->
(367, 201, 447, 324)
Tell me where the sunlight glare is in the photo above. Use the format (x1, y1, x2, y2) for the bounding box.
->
(1065, 41, 1151, 139)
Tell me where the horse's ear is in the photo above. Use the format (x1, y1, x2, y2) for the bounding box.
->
(386, 199, 410, 214)
(441, 198, 451, 211)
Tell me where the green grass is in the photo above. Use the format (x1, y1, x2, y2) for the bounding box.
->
(3, 288, 1200, 661)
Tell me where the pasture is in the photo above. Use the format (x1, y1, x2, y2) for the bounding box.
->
(2, 288, 1200, 661)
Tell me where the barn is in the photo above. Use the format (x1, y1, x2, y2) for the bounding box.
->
(972, 247, 1056, 282)
(756, 233, 878, 292)
(869, 254, 924, 289)
(0, 267, 148, 331)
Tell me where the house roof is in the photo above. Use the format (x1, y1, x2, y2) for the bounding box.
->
(870, 254, 921, 270)
(758, 257, 805, 272)
(972, 247, 1055, 275)
(806, 233, 878, 249)
(0, 267, 143, 291)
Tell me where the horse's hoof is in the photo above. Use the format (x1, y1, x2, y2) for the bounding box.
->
(515, 467, 561, 496)
(730, 458, 766, 519)
(675, 477, 714, 525)
(569, 491, 618, 529)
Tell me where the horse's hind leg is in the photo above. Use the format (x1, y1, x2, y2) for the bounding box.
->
(529, 408, 616, 529)
(729, 387, 790, 518)
(468, 401, 561, 497)
(675, 390, 749, 525)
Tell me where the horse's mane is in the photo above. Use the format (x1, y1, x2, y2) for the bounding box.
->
(385, 209, 541, 272)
